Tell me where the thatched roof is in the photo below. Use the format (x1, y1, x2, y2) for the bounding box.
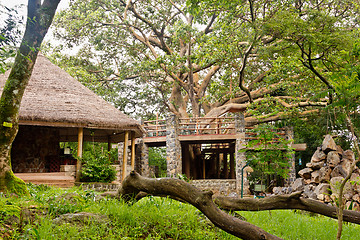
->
(0, 54, 144, 142)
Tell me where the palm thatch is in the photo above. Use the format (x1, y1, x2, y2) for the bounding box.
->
(0, 54, 144, 142)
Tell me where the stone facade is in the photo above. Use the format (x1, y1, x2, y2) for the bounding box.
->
(166, 114, 182, 177)
(284, 127, 296, 186)
(135, 138, 150, 177)
(191, 179, 237, 195)
(12, 126, 61, 173)
(235, 113, 250, 195)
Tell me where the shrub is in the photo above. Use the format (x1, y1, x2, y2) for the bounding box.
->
(80, 152, 116, 183)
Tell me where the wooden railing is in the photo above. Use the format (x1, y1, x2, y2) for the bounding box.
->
(143, 119, 167, 137)
(179, 117, 235, 135)
(143, 117, 287, 141)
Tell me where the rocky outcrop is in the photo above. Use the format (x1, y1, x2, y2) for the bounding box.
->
(274, 135, 360, 211)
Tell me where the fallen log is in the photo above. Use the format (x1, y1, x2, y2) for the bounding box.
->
(118, 171, 282, 240)
(214, 192, 360, 225)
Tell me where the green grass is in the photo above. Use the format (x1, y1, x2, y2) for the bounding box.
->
(1, 185, 360, 239)
(240, 210, 360, 240)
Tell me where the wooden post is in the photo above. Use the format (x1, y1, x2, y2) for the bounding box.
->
(122, 131, 129, 181)
(75, 127, 84, 182)
(131, 131, 136, 171)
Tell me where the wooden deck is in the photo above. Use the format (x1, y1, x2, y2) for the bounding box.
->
(15, 172, 75, 188)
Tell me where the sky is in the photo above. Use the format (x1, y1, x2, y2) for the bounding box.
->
(0, 0, 70, 42)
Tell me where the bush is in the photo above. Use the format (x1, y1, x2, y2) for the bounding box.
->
(80, 152, 116, 183)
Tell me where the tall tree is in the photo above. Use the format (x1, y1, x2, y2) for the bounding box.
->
(51, 0, 358, 127)
(0, 0, 61, 194)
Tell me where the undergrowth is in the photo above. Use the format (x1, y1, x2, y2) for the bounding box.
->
(1, 184, 359, 239)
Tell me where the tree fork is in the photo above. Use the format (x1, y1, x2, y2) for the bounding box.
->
(118, 171, 282, 240)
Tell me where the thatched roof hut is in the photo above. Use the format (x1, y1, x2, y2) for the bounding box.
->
(0, 54, 144, 142)
(0, 54, 144, 177)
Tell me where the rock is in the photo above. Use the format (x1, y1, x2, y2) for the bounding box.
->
(335, 145, 344, 157)
(317, 194, 325, 201)
(324, 195, 331, 203)
(340, 158, 352, 175)
(272, 187, 282, 195)
(351, 173, 360, 193)
(299, 168, 312, 179)
(330, 177, 353, 199)
(327, 151, 340, 168)
(343, 150, 355, 162)
(291, 178, 305, 192)
(314, 183, 330, 200)
(303, 185, 317, 199)
(321, 135, 337, 153)
(353, 194, 360, 202)
(331, 165, 347, 178)
(53, 212, 109, 225)
(319, 166, 332, 182)
(311, 148, 327, 162)
(307, 161, 325, 170)
(353, 202, 360, 211)
(304, 179, 312, 185)
(311, 170, 321, 184)
(345, 201, 353, 210)
(344, 193, 354, 201)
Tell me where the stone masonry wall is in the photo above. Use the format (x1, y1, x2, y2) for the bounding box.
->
(191, 179, 237, 195)
(12, 126, 61, 173)
(166, 114, 182, 177)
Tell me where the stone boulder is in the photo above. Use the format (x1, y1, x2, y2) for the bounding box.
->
(319, 166, 332, 183)
(311, 170, 321, 184)
(299, 168, 312, 179)
(330, 177, 354, 199)
(311, 148, 326, 162)
(321, 135, 337, 153)
(327, 151, 340, 168)
(291, 178, 305, 192)
(331, 165, 347, 178)
(314, 183, 330, 201)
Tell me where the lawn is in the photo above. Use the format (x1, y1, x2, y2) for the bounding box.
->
(1, 184, 359, 239)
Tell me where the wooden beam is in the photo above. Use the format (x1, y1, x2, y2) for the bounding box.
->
(75, 127, 84, 182)
(122, 131, 129, 181)
(131, 131, 136, 171)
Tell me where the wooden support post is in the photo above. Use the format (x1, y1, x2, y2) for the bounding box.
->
(131, 131, 136, 171)
(230, 150, 235, 179)
(122, 131, 129, 181)
(224, 152, 229, 179)
(75, 127, 84, 182)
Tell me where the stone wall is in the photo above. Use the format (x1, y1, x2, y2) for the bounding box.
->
(274, 135, 360, 211)
(191, 179, 237, 195)
(166, 114, 182, 177)
(12, 126, 61, 173)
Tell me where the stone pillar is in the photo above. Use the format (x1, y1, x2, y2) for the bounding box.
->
(135, 138, 150, 177)
(166, 114, 182, 177)
(285, 127, 296, 186)
(235, 113, 250, 195)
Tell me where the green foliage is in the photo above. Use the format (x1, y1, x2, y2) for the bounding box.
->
(148, 147, 167, 177)
(244, 124, 294, 187)
(80, 151, 116, 183)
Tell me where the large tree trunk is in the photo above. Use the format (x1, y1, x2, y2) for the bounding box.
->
(0, 0, 60, 194)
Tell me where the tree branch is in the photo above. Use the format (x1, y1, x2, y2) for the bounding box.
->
(117, 172, 282, 240)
